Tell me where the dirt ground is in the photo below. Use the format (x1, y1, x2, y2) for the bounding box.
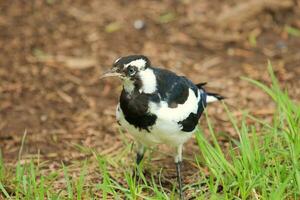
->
(0, 0, 300, 185)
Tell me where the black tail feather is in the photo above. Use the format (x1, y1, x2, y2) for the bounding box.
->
(196, 82, 225, 100)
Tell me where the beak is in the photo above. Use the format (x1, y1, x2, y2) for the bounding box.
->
(100, 68, 121, 79)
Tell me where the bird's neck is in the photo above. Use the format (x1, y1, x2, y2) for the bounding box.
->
(123, 68, 157, 94)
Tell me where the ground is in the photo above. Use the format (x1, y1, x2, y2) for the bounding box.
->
(0, 0, 300, 199)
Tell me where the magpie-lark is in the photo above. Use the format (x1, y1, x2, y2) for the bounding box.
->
(101, 55, 223, 199)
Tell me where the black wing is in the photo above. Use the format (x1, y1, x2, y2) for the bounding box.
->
(178, 91, 207, 132)
(152, 67, 199, 107)
(152, 67, 207, 132)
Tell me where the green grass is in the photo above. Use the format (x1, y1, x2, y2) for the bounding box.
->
(0, 63, 299, 199)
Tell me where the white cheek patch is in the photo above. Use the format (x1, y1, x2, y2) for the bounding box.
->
(125, 59, 146, 69)
(139, 68, 157, 94)
(149, 88, 199, 122)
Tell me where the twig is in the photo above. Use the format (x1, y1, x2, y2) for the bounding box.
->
(18, 129, 27, 161)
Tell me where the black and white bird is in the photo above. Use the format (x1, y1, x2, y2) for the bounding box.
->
(101, 55, 223, 199)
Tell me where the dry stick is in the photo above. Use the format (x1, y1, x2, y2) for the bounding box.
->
(18, 129, 27, 161)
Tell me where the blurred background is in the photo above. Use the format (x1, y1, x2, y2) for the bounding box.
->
(0, 0, 299, 166)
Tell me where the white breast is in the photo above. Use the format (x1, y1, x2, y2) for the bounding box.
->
(115, 89, 199, 147)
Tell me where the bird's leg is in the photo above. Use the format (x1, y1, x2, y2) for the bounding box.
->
(175, 145, 184, 200)
(132, 142, 145, 181)
(136, 142, 145, 165)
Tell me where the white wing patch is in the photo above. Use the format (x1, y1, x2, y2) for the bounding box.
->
(139, 68, 157, 94)
(149, 88, 199, 122)
(125, 58, 146, 69)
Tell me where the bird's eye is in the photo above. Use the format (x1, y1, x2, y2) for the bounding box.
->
(127, 66, 136, 76)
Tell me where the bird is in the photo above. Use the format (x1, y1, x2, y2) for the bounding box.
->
(101, 55, 223, 199)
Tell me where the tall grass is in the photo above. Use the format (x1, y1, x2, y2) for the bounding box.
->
(195, 63, 299, 199)
(0, 64, 299, 199)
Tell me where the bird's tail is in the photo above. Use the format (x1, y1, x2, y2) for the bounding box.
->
(206, 92, 225, 103)
(196, 82, 225, 103)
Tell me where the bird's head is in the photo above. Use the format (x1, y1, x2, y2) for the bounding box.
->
(101, 55, 157, 93)
(101, 55, 151, 80)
